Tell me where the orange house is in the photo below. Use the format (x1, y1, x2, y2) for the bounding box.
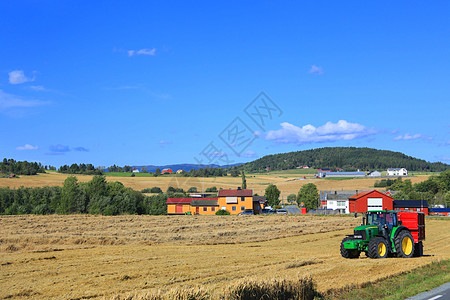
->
(217, 189, 254, 215)
(167, 198, 219, 215)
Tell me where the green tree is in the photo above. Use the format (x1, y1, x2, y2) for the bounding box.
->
(58, 176, 86, 214)
(265, 184, 280, 206)
(187, 187, 198, 193)
(241, 171, 247, 189)
(297, 183, 319, 210)
(287, 193, 297, 203)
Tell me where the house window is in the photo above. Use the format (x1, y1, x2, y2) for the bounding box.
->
(337, 201, 346, 207)
(211, 207, 216, 212)
(221, 206, 226, 210)
(241, 197, 245, 202)
(232, 206, 236, 211)
(241, 206, 245, 211)
(203, 207, 208, 212)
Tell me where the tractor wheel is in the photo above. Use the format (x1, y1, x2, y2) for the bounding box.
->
(368, 237, 389, 259)
(340, 237, 360, 259)
(414, 241, 423, 257)
(395, 231, 415, 258)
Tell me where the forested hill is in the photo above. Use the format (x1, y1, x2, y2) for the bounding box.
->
(234, 147, 450, 172)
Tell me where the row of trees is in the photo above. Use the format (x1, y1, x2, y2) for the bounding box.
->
(390, 170, 450, 206)
(264, 183, 319, 210)
(1, 158, 46, 175)
(58, 163, 103, 175)
(235, 147, 450, 172)
(0, 175, 167, 215)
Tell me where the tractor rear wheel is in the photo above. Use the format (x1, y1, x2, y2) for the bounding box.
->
(368, 237, 388, 259)
(395, 230, 415, 258)
(340, 237, 360, 259)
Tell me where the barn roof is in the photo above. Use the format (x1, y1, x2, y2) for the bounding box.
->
(166, 198, 192, 204)
(218, 189, 253, 197)
(349, 190, 392, 200)
(393, 200, 429, 208)
(190, 199, 219, 206)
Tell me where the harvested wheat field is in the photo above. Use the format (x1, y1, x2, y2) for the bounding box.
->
(0, 215, 448, 299)
(0, 172, 430, 197)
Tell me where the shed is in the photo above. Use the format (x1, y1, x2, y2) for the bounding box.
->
(348, 190, 393, 213)
(394, 200, 429, 215)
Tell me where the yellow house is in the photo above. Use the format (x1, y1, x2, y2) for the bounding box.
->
(217, 189, 254, 215)
(166, 189, 259, 215)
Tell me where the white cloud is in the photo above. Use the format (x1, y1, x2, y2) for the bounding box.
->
(266, 120, 376, 144)
(240, 150, 258, 158)
(8, 70, 34, 84)
(0, 89, 49, 110)
(393, 133, 424, 141)
(308, 65, 323, 75)
(16, 144, 38, 150)
(29, 85, 46, 91)
(128, 48, 156, 57)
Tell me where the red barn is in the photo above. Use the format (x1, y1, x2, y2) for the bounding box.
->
(348, 190, 393, 213)
(161, 168, 173, 174)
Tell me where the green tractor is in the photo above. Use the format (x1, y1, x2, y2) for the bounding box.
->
(341, 210, 425, 259)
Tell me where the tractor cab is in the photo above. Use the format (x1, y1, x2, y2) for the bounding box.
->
(365, 211, 398, 231)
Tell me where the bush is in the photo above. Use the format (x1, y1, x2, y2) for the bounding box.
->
(150, 187, 163, 193)
(215, 209, 230, 215)
(205, 186, 218, 192)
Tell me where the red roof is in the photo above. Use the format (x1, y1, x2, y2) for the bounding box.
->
(349, 190, 392, 200)
(218, 189, 253, 197)
(166, 198, 192, 204)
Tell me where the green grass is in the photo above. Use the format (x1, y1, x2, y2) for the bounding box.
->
(325, 259, 450, 300)
(104, 172, 155, 177)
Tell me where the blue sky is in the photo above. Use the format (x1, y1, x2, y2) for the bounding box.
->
(1, 1, 449, 168)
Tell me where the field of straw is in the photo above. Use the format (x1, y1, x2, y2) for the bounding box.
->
(1, 215, 449, 299)
(0, 171, 430, 197)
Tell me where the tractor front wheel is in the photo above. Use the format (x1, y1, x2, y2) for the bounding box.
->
(395, 230, 415, 258)
(340, 237, 360, 259)
(368, 237, 389, 259)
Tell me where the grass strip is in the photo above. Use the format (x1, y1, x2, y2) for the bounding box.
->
(324, 259, 450, 300)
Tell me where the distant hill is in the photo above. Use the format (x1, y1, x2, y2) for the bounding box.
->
(231, 147, 450, 173)
(131, 163, 242, 173)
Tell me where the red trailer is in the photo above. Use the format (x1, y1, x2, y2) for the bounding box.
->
(397, 211, 425, 256)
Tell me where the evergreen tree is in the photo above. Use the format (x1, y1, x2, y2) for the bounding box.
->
(241, 171, 247, 189)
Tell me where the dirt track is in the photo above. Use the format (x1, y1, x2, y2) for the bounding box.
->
(0, 215, 448, 299)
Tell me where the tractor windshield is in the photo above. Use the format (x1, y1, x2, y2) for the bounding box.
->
(366, 212, 397, 228)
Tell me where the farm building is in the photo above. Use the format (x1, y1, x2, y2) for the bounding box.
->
(176, 169, 183, 174)
(321, 191, 357, 212)
(429, 207, 450, 216)
(161, 168, 173, 174)
(317, 170, 366, 178)
(348, 190, 394, 213)
(167, 188, 261, 215)
(387, 168, 408, 176)
(132, 169, 140, 173)
(393, 200, 429, 214)
(367, 171, 381, 177)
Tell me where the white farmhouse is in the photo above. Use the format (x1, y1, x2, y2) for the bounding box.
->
(367, 171, 381, 177)
(387, 168, 407, 176)
(326, 199, 349, 214)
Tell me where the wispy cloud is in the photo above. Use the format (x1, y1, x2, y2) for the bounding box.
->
(29, 85, 47, 91)
(73, 146, 89, 152)
(128, 48, 156, 57)
(8, 70, 35, 84)
(0, 89, 49, 111)
(308, 65, 324, 75)
(266, 120, 376, 144)
(16, 144, 39, 150)
(49, 144, 70, 153)
(240, 150, 258, 158)
(393, 133, 431, 141)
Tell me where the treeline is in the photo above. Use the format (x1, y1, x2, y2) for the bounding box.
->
(179, 168, 227, 177)
(234, 147, 450, 172)
(0, 176, 167, 215)
(390, 170, 450, 206)
(0, 158, 46, 175)
(58, 163, 103, 175)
